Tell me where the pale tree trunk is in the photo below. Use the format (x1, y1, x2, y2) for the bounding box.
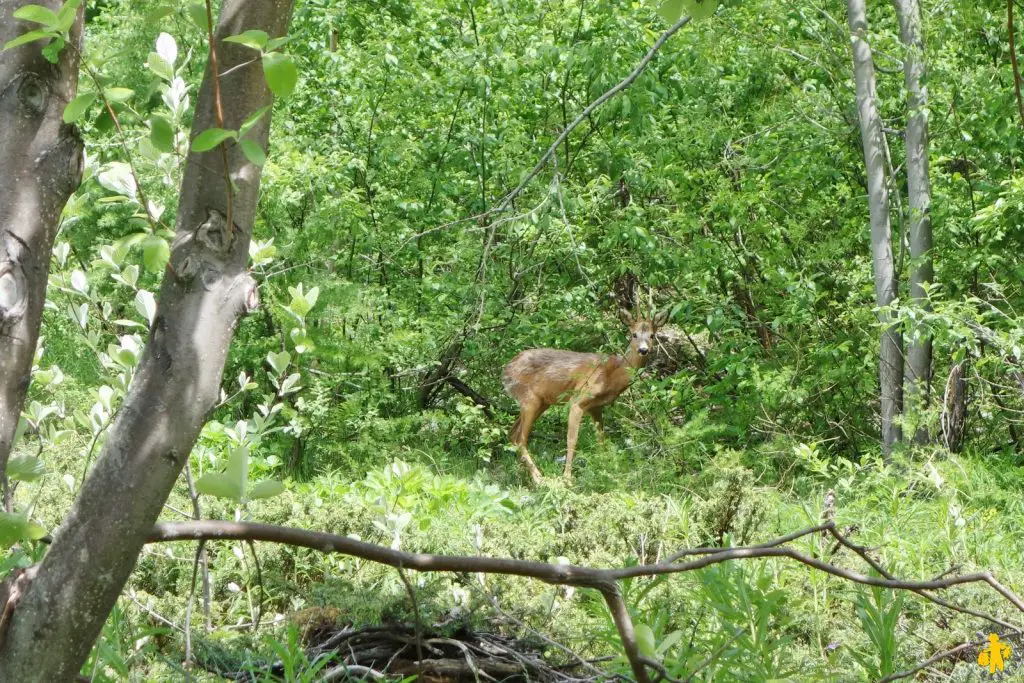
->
(0, 0, 293, 678)
(0, 0, 84, 501)
(893, 0, 933, 445)
(847, 0, 903, 456)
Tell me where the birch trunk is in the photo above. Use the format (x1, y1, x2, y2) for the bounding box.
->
(0, 0, 293, 677)
(0, 0, 84, 499)
(847, 0, 903, 456)
(893, 0, 933, 444)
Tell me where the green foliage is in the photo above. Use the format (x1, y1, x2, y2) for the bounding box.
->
(10, 0, 1024, 678)
(851, 584, 904, 680)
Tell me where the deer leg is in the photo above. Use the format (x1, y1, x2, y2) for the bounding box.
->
(564, 402, 585, 481)
(588, 406, 605, 443)
(514, 399, 545, 485)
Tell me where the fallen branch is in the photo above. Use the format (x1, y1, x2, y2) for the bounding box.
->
(149, 520, 1024, 682)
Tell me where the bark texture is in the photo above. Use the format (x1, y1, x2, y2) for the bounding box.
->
(847, 0, 903, 456)
(0, 0, 84, 487)
(0, 0, 293, 678)
(893, 0, 933, 444)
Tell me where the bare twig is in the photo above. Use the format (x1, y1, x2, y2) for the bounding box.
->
(319, 663, 388, 681)
(182, 462, 211, 632)
(492, 14, 693, 217)
(80, 63, 163, 231)
(1010, 0, 1024, 129)
(182, 538, 206, 671)
(246, 539, 264, 632)
(827, 526, 1020, 631)
(397, 568, 424, 672)
(682, 629, 743, 683)
(878, 633, 1004, 682)
(203, 0, 234, 236)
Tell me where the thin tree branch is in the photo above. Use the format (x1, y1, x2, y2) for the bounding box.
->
(1010, 0, 1024, 129)
(397, 567, 424, 673)
(601, 587, 651, 683)
(682, 629, 743, 683)
(493, 14, 692, 216)
(827, 526, 1019, 631)
(204, 0, 234, 236)
(246, 539, 264, 632)
(82, 64, 163, 230)
(147, 520, 1024, 600)
(878, 633, 1005, 682)
(183, 462, 211, 632)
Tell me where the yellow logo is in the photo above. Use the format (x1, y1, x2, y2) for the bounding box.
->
(979, 633, 1012, 673)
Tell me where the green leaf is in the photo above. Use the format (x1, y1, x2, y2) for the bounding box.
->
(13, 5, 59, 28)
(156, 32, 177, 66)
(142, 236, 170, 273)
(97, 162, 137, 199)
(0, 513, 32, 548)
(224, 29, 269, 51)
(147, 52, 173, 80)
(7, 455, 45, 482)
(56, 0, 82, 31)
(144, 5, 175, 23)
(135, 290, 157, 325)
(191, 127, 237, 152)
(635, 624, 657, 659)
(262, 52, 298, 98)
(658, 0, 685, 23)
(40, 34, 63, 62)
(266, 351, 291, 374)
(3, 29, 57, 50)
(683, 0, 718, 21)
(150, 115, 175, 153)
(239, 139, 266, 166)
(25, 521, 47, 541)
(239, 105, 272, 137)
(103, 87, 134, 102)
(249, 479, 285, 500)
(265, 36, 291, 51)
(63, 91, 95, 123)
(187, 3, 210, 31)
(195, 473, 243, 501)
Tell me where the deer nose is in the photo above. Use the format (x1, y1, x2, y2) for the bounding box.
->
(638, 346, 649, 355)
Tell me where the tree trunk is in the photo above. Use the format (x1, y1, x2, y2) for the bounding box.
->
(847, 0, 903, 457)
(893, 0, 933, 445)
(0, 0, 293, 678)
(0, 0, 84, 494)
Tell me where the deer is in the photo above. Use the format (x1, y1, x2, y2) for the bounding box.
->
(502, 304, 668, 484)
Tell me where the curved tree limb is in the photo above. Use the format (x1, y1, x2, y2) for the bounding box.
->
(150, 519, 1024, 682)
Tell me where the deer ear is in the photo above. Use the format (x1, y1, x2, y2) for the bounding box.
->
(653, 308, 670, 328)
(618, 308, 634, 326)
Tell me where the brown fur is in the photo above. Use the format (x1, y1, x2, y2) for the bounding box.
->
(502, 311, 666, 483)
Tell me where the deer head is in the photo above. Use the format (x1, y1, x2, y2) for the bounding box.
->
(618, 288, 669, 364)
